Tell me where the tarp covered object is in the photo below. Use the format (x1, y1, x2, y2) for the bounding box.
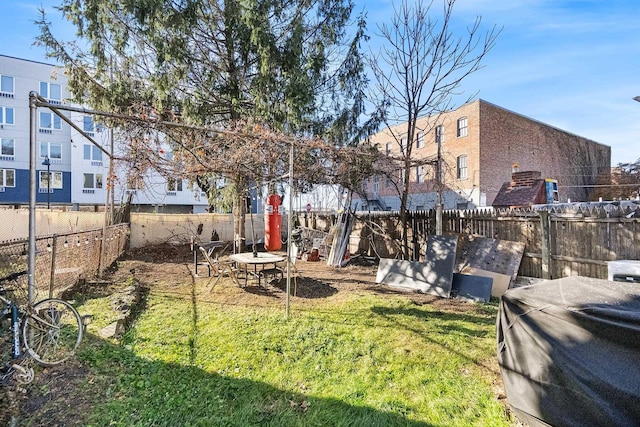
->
(497, 277, 640, 427)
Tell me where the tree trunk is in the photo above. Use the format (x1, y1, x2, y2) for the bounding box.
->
(233, 174, 247, 253)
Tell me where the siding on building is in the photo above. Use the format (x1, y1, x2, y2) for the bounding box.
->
(0, 54, 215, 212)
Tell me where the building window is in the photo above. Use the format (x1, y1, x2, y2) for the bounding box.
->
(457, 117, 468, 137)
(0, 107, 14, 125)
(83, 144, 103, 162)
(83, 115, 95, 135)
(83, 173, 103, 189)
(39, 111, 62, 131)
(400, 168, 406, 185)
(385, 142, 392, 155)
(39, 170, 63, 190)
(457, 155, 468, 179)
(416, 132, 424, 149)
(1, 138, 14, 159)
(0, 169, 15, 187)
(127, 176, 144, 191)
(40, 82, 62, 104)
(40, 142, 62, 161)
(416, 165, 424, 183)
(362, 178, 368, 192)
(167, 177, 183, 192)
(435, 125, 444, 144)
(373, 175, 379, 193)
(0, 75, 14, 97)
(401, 138, 407, 154)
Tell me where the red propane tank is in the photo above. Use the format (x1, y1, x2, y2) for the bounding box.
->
(264, 194, 282, 251)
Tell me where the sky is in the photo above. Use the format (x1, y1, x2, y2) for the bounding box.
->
(1, 0, 639, 166)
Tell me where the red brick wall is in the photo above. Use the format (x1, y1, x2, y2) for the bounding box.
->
(479, 101, 610, 204)
(511, 171, 542, 187)
(357, 99, 611, 208)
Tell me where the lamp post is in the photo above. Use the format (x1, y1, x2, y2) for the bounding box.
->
(42, 155, 50, 209)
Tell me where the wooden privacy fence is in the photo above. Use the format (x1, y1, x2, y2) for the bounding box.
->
(303, 206, 640, 280)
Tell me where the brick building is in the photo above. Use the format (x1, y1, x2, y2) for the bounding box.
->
(354, 99, 611, 210)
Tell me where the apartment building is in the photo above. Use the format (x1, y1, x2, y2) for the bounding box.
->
(355, 99, 611, 210)
(0, 54, 216, 213)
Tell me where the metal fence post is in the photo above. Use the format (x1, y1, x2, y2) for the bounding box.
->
(48, 237, 57, 299)
(540, 211, 552, 280)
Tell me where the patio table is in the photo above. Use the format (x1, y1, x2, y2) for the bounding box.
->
(229, 252, 285, 287)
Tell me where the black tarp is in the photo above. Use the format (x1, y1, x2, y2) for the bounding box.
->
(497, 277, 640, 427)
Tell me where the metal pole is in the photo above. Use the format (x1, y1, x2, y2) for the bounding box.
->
(286, 140, 293, 318)
(28, 92, 38, 304)
(45, 157, 50, 209)
(109, 127, 114, 222)
(435, 136, 443, 235)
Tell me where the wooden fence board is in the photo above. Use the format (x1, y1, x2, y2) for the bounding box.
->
(341, 207, 640, 280)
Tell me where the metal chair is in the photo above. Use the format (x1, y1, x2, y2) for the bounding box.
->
(257, 263, 284, 286)
(198, 246, 239, 289)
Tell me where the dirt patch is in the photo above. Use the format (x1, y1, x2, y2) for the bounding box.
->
(2, 243, 494, 425)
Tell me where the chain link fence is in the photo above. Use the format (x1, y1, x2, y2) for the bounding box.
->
(0, 225, 129, 300)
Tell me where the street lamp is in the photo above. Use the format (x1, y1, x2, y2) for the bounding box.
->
(42, 155, 50, 209)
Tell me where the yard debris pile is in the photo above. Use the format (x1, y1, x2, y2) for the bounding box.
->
(375, 234, 525, 302)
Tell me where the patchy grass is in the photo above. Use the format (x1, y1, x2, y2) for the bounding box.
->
(6, 246, 514, 426)
(62, 289, 510, 426)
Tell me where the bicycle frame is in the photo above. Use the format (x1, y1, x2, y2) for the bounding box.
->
(10, 301, 20, 359)
(1, 270, 83, 382)
(0, 271, 32, 382)
(0, 273, 27, 360)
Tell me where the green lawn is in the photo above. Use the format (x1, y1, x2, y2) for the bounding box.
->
(71, 287, 512, 426)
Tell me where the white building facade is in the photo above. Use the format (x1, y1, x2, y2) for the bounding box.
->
(0, 54, 210, 213)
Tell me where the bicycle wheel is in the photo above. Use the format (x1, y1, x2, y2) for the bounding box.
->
(22, 298, 83, 366)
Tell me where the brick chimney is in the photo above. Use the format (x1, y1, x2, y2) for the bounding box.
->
(511, 171, 542, 187)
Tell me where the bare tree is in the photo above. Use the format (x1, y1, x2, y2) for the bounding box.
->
(369, 0, 499, 258)
(591, 160, 640, 201)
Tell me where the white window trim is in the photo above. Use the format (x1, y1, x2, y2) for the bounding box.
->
(126, 176, 145, 191)
(0, 106, 15, 126)
(83, 172, 103, 190)
(1, 138, 15, 159)
(457, 155, 468, 180)
(0, 168, 16, 187)
(0, 75, 14, 97)
(83, 144, 103, 162)
(457, 117, 468, 138)
(416, 132, 424, 149)
(40, 142, 63, 163)
(39, 170, 63, 190)
(39, 111, 62, 131)
(167, 177, 183, 192)
(40, 81, 62, 104)
(83, 115, 96, 136)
